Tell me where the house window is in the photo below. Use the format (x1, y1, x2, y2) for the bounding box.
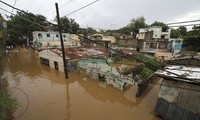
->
(46, 34, 50, 37)
(38, 33, 42, 37)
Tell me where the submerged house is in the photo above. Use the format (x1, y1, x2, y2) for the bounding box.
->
(79, 59, 143, 90)
(155, 65, 200, 120)
(38, 47, 109, 72)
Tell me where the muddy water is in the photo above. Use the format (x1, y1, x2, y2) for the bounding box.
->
(1, 48, 161, 120)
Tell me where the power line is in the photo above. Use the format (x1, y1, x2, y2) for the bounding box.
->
(167, 19, 200, 25)
(168, 23, 200, 27)
(60, 0, 74, 9)
(11, 0, 17, 12)
(62, 0, 99, 17)
(46, 0, 74, 18)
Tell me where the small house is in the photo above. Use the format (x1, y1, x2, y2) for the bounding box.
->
(155, 65, 200, 120)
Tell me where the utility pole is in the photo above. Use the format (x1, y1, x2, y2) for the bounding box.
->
(55, 3, 68, 79)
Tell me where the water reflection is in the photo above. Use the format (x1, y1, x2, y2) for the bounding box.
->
(1, 48, 161, 120)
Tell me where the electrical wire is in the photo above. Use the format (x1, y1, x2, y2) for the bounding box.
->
(168, 23, 200, 27)
(62, 0, 99, 17)
(11, 0, 17, 12)
(1, 0, 200, 84)
(60, 0, 74, 9)
(167, 19, 200, 25)
(46, 0, 74, 18)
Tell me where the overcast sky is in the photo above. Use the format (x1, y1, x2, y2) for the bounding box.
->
(1, 0, 200, 30)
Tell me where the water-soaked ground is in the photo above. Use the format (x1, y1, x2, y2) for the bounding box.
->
(1, 48, 161, 120)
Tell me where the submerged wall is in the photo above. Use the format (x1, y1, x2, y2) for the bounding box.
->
(154, 79, 200, 120)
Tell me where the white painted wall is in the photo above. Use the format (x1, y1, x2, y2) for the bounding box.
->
(33, 31, 79, 47)
(138, 27, 171, 39)
(33, 31, 70, 42)
(38, 49, 65, 72)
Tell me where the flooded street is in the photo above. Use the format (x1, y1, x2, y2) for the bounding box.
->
(1, 48, 161, 120)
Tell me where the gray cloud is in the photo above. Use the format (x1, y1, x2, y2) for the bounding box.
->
(1, 0, 200, 29)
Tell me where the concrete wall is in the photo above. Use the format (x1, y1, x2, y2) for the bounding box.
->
(103, 36, 116, 43)
(33, 31, 80, 47)
(38, 50, 64, 72)
(116, 39, 137, 47)
(78, 58, 138, 90)
(33, 31, 70, 42)
(169, 38, 183, 54)
(138, 27, 171, 39)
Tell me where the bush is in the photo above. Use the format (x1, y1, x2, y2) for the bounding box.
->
(0, 91, 19, 119)
(140, 67, 153, 79)
(138, 53, 161, 71)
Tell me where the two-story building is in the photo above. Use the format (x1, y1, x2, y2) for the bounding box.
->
(137, 26, 171, 40)
(32, 31, 81, 48)
(136, 26, 183, 55)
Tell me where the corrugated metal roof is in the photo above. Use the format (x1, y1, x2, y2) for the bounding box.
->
(156, 65, 200, 84)
(52, 47, 109, 59)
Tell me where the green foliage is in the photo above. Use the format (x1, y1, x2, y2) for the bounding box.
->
(151, 21, 166, 27)
(79, 27, 97, 36)
(117, 26, 132, 35)
(182, 25, 200, 50)
(128, 16, 148, 33)
(170, 28, 179, 38)
(170, 26, 187, 38)
(6, 11, 47, 46)
(138, 53, 161, 71)
(150, 21, 169, 32)
(0, 91, 19, 119)
(178, 26, 187, 36)
(115, 16, 148, 35)
(60, 17, 79, 34)
(140, 67, 153, 79)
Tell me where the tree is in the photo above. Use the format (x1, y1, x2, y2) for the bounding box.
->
(151, 21, 169, 32)
(87, 27, 97, 35)
(6, 11, 47, 46)
(60, 17, 79, 34)
(170, 26, 187, 38)
(117, 26, 132, 35)
(128, 16, 148, 33)
(151, 21, 166, 26)
(182, 25, 200, 51)
(170, 28, 179, 38)
(0, 14, 6, 57)
(178, 26, 187, 36)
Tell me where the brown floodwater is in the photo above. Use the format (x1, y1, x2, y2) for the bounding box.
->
(1, 48, 162, 120)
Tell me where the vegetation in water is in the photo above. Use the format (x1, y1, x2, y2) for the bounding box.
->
(140, 67, 153, 79)
(0, 91, 20, 119)
(137, 53, 161, 79)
